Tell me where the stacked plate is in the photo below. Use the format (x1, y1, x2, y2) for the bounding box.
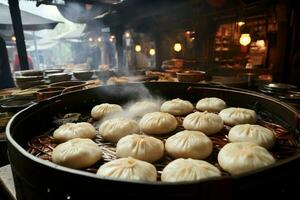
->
(258, 83, 300, 101)
(48, 73, 72, 83)
(15, 76, 45, 89)
(14, 70, 45, 89)
(258, 83, 297, 94)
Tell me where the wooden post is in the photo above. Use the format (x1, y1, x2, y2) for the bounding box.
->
(8, 0, 29, 70)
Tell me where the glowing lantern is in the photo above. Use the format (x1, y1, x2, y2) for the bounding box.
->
(174, 43, 182, 52)
(149, 48, 156, 56)
(135, 45, 141, 52)
(125, 32, 130, 38)
(239, 34, 251, 46)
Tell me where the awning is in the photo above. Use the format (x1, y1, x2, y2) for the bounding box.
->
(27, 39, 58, 51)
(0, 29, 41, 41)
(0, 3, 60, 31)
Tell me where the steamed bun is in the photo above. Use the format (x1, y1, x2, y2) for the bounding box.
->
(165, 130, 213, 159)
(116, 134, 164, 163)
(161, 158, 221, 182)
(52, 138, 102, 169)
(97, 157, 157, 181)
(139, 112, 178, 135)
(99, 117, 140, 142)
(196, 97, 226, 112)
(218, 142, 275, 175)
(53, 122, 96, 143)
(91, 103, 123, 120)
(128, 101, 160, 118)
(183, 111, 224, 135)
(228, 124, 276, 149)
(219, 107, 257, 126)
(160, 98, 193, 116)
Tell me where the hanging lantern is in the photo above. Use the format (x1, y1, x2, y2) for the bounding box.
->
(135, 45, 141, 52)
(125, 32, 131, 38)
(11, 36, 16, 42)
(109, 35, 115, 42)
(239, 34, 251, 46)
(173, 43, 182, 52)
(239, 24, 251, 46)
(149, 48, 156, 56)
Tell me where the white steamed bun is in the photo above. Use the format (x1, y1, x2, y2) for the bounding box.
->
(52, 138, 102, 169)
(53, 122, 96, 143)
(160, 98, 193, 116)
(219, 107, 257, 126)
(161, 158, 221, 182)
(97, 157, 157, 181)
(139, 112, 177, 135)
(196, 97, 226, 112)
(218, 142, 275, 175)
(116, 134, 164, 163)
(165, 130, 213, 159)
(99, 117, 140, 142)
(228, 124, 276, 149)
(183, 111, 224, 135)
(91, 103, 123, 120)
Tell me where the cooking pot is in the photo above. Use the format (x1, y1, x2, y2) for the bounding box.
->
(6, 82, 300, 200)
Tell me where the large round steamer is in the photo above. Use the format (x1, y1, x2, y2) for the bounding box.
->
(6, 82, 300, 200)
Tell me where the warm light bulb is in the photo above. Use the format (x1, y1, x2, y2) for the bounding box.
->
(237, 21, 245, 27)
(97, 37, 102, 42)
(125, 32, 130, 38)
(11, 36, 16, 42)
(135, 45, 141, 52)
(88, 37, 93, 42)
(149, 48, 155, 56)
(239, 34, 251, 46)
(174, 43, 182, 52)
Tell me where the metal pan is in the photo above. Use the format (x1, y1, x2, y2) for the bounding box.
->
(6, 82, 300, 200)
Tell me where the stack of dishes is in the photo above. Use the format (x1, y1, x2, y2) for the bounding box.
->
(15, 75, 45, 89)
(48, 73, 72, 83)
(15, 70, 44, 77)
(259, 83, 297, 93)
(258, 83, 297, 95)
(258, 83, 300, 103)
(44, 69, 64, 76)
(14, 70, 45, 89)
